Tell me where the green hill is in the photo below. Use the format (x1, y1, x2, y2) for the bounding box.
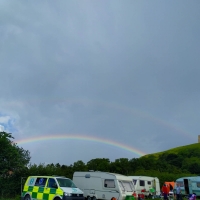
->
(129, 143, 200, 185)
(143, 142, 200, 159)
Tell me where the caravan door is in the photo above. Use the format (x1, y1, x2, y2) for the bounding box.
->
(184, 179, 193, 195)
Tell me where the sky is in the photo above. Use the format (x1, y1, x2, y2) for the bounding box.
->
(0, 1, 200, 166)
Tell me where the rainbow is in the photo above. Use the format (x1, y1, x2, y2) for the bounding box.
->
(16, 134, 146, 157)
(19, 98, 195, 141)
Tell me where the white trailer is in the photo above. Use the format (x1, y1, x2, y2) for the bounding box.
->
(73, 171, 135, 200)
(128, 176, 160, 197)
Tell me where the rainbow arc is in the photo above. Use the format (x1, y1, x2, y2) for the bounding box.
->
(16, 134, 146, 157)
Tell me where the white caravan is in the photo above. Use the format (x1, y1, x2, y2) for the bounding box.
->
(73, 171, 135, 200)
(129, 176, 160, 197)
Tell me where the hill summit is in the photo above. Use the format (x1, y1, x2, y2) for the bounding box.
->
(143, 142, 200, 159)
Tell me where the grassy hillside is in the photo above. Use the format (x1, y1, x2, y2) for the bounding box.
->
(143, 142, 200, 158)
(133, 143, 200, 184)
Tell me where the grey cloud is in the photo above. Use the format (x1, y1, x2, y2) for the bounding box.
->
(0, 1, 200, 164)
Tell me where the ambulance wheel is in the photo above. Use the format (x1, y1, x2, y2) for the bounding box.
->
(93, 197, 97, 200)
(24, 195, 31, 200)
(87, 196, 92, 200)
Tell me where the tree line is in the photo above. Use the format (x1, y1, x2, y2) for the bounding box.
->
(0, 132, 197, 198)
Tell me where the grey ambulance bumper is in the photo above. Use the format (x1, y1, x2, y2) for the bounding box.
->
(62, 197, 85, 200)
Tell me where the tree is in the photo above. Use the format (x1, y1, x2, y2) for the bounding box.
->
(87, 158, 110, 172)
(0, 131, 31, 198)
(73, 160, 88, 172)
(0, 132, 31, 175)
(110, 158, 130, 175)
(182, 157, 200, 174)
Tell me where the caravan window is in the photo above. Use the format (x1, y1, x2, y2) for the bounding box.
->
(133, 180, 137, 185)
(85, 174, 90, 178)
(104, 179, 115, 188)
(140, 180, 145, 186)
(197, 182, 200, 188)
(177, 182, 184, 187)
(147, 181, 151, 185)
(119, 181, 125, 191)
(122, 181, 134, 192)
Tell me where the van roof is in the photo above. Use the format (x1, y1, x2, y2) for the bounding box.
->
(28, 176, 68, 179)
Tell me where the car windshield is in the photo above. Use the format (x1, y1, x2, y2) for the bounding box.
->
(56, 178, 77, 188)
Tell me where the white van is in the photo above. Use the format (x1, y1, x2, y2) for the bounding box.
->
(129, 176, 160, 197)
(73, 171, 135, 200)
(21, 175, 84, 200)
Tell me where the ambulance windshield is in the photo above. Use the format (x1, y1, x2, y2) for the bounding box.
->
(56, 178, 77, 188)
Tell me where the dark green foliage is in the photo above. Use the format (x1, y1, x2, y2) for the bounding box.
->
(73, 160, 87, 172)
(0, 132, 30, 175)
(0, 132, 31, 199)
(182, 157, 200, 174)
(110, 158, 130, 175)
(87, 158, 110, 172)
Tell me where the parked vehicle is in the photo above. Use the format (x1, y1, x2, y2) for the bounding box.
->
(73, 171, 135, 200)
(21, 175, 84, 200)
(128, 176, 160, 197)
(175, 176, 200, 197)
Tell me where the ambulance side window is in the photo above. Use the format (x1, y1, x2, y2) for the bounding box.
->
(47, 178, 58, 188)
(35, 178, 47, 187)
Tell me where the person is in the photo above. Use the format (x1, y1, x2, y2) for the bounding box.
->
(138, 189, 145, 200)
(133, 191, 137, 200)
(138, 193, 145, 200)
(149, 188, 155, 199)
(189, 193, 196, 200)
(175, 183, 181, 200)
(162, 184, 169, 200)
